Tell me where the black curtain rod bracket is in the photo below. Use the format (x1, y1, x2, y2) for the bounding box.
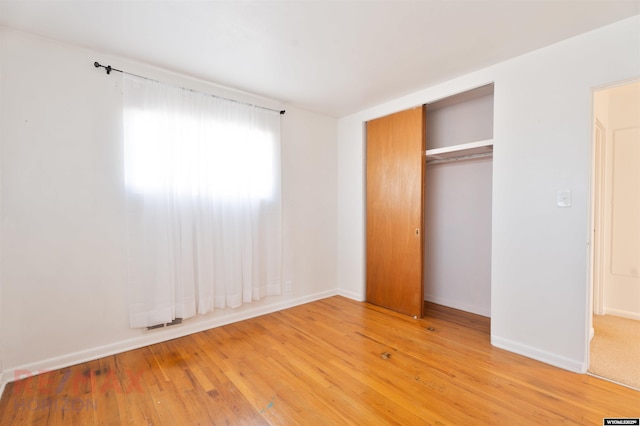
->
(94, 61, 123, 75)
(93, 61, 285, 115)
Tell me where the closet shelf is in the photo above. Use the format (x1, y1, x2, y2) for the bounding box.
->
(426, 139, 493, 163)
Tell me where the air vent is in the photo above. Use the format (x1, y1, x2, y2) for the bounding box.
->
(144, 318, 183, 332)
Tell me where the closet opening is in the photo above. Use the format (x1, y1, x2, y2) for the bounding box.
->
(423, 83, 494, 318)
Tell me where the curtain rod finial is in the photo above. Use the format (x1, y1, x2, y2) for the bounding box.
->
(94, 61, 114, 74)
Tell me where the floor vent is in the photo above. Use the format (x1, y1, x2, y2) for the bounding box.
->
(144, 318, 183, 332)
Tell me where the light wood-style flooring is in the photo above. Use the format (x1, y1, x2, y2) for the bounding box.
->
(0, 296, 638, 424)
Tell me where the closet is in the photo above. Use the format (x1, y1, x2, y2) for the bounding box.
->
(424, 84, 494, 317)
(365, 84, 493, 318)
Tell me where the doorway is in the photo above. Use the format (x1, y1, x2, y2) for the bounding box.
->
(589, 80, 640, 389)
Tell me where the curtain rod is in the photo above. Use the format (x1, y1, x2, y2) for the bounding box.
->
(93, 61, 286, 115)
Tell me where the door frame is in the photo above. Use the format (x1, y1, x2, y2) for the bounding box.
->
(591, 118, 606, 318)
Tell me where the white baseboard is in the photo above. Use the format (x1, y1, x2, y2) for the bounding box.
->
(424, 294, 490, 318)
(491, 335, 585, 373)
(0, 371, 8, 403)
(1, 289, 339, 393)
(604, 308, 640, 321)
(337, 288, 365, 302)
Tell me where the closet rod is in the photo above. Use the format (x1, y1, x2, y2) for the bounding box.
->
(426, 151, 493, 164)
(93, 61, 286, 115)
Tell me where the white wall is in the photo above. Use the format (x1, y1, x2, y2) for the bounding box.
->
(0, 27, 338, 385)
(426, 93, 494, 149)
(424, 157, 492, 317)
(0, 26, 3, 383)
(337, 15, 640, 372)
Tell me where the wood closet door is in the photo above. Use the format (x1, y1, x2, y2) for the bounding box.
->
(366, 106, 425, 318)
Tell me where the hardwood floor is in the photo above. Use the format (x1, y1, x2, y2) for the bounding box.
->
(0, 296, 638, 425)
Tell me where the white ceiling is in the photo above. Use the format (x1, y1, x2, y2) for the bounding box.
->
(1, 1, 638, 117)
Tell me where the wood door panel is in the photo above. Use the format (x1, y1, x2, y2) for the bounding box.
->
(366, 106, 425, 317)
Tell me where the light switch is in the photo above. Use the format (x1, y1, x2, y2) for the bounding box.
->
(557, 190, 571, 208)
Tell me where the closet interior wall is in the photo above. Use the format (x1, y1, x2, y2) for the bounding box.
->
(424, 85, 494, 317)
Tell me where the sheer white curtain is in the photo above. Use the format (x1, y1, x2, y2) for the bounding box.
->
(123, 75, 282, 329)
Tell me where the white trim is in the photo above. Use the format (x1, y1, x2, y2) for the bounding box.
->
(0, 290, 338, 390)
(591, 119, 607, 316)
(337, 288, 365, 302)
(0, 371, 8, 402)
(491, 335, 585, 373)
(603, 308, 640, 321)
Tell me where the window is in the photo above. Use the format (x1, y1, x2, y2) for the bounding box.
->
(125, 111, 277, 200)
(123, 75, 282, 329)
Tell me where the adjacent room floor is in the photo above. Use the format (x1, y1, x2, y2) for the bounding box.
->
(590, 314, 640, 390)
